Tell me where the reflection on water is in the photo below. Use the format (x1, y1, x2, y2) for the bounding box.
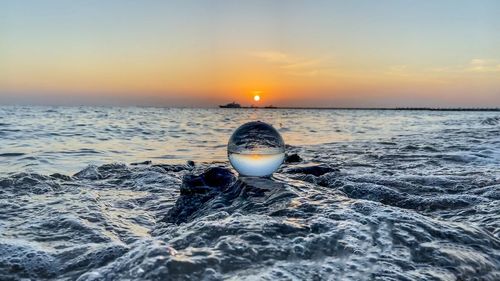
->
(228, 153, 285, 177)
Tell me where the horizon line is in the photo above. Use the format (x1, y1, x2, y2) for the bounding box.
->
(0, 103, 499, 111)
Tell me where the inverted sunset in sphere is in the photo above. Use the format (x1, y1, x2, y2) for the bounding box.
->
(227, 121, 285, 177)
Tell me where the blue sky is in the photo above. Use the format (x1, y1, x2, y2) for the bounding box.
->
(1, 0, 499, 107)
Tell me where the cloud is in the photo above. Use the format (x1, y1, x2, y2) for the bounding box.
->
(251, 51, 332, 77)
(384, 65, 409, 76)
(251, 51, 290, 64)
(432, 58, 500, 74)
(466, 59, 500, 73)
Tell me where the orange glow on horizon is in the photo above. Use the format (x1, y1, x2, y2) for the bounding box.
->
(252, 90, 262, 103)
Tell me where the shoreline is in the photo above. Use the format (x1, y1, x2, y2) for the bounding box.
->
(219, 106, 500, 111)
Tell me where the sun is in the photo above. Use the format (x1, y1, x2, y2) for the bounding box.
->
(253, 95, 261, 102)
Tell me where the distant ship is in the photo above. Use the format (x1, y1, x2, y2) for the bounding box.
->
(219, 102, 241, 108)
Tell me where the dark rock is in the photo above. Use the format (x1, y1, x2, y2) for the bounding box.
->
(186, 160, 195, 167)
(180, 167, 234, 192)
(162, 167, 236, 224)
(152, 164, 192, 173)
(202, 167, 235, 187)
(284, 163, 338, 176)
(0, 178, 14, 187)
(160, 166, 298, 225)
(180, 184, 213, 195)
(50, 173, 73, 181)
(342, 183, 406, 206)
(285, 153, 302, 163)
(130, 160, 152, 166)
(0, 173, 61, 195)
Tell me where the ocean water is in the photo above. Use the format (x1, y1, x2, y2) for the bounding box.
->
(0, 106, 499, 280)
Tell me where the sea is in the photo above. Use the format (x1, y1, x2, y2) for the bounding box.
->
(0, 106, 499, 280)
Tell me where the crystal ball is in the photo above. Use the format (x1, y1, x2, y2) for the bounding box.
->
(227, 121, 285, 177)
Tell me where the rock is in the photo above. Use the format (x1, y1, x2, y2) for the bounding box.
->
(284, 163, 338, 176)
(235, 177, 286, 198)
(130, 160, 152, 166)
(74, 165, 101, 180)
(152, 164, 192, 173)
(285, 153, 302, 163)
(201, 167, 235, 187)
(50, 173, 73, 181)
(180, 167, 235, 193)
(162, 167, 236, 224)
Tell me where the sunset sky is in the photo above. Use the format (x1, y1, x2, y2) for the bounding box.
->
(1, 0, 499, 107)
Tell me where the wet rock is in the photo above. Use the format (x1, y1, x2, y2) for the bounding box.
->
(0, 178, 14, 188)
(342, 182, 488, 211)
(186, 160, 195, 167)
(284, 163, 338, 176)
(152, 164, 193, 173)
(130, 160, 152, 166)
(127, 170, 181, 192)
(160, 167, 298, 225)
(74, 240, 175, 281)
(400, 194, 487, 211)
(97, 163, 129, 178)
(0, 173, 61, 195)
(342, 183, 406, 206)
(162, 167, 236, 224)
(285, 153, 302, 163)
(58, 243, 128, 274)
(230, 177, 288, 200)
(0, 241, 60, 279)
(74, 165, 101, 180)
(201, 167, 235, 187)
(181, 167, 235, 195)
(50, 173, 73, 181)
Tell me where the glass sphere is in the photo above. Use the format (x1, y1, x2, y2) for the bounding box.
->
(227, 121, 285, 177)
